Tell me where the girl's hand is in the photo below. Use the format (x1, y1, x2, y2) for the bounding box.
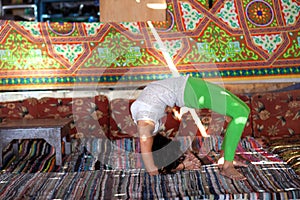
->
(146, 165, 159, 176)
(183, 153, 202, 170)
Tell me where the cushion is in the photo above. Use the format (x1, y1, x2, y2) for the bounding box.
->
(178, 108, 226, 137)
(178, 94, 252, 138)
(109, 98, 137, 139)
(0, 98, 39, 120)
(37, 95, 109, 138)
(251, 90, 300, 138)
(73, 95, 110, 138)
(109, 99, 181, 139)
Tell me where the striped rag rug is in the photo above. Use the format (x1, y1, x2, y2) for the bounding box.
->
(267, 136, 300, 176)
(0, 139, 98, 173)
(1, 163, 300, 199)
(1, 137, 300, 199)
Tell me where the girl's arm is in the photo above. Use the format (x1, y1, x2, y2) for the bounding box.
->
(137, 120, 158, 175)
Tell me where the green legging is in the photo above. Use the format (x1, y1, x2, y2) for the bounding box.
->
(184, 77, 250, 161)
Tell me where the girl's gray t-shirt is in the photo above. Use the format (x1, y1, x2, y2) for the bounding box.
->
(131, 76, 189, 133)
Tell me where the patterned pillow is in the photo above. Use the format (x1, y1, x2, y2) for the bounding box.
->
(160, 106, 181, 137)
(109, 99, 137, 139)
(37, 95, 109, 138)
(178, 94, 252, 138)
(251, 90, 300, 138)
(178, 108, 226, 137)
(0, 98, 38, 120)
(72, 95, 110, 138)
(37, 97, 73, 119)
(109, 99, 181, 139)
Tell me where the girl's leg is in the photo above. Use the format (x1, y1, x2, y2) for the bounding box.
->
(184, 77, 250, 180)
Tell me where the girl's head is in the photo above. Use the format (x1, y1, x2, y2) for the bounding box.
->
(151, 133, 185, 174)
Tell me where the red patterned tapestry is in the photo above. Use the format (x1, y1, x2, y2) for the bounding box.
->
(0, 0, 299, 90)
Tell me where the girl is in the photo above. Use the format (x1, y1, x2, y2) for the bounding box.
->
(131, 75, 250, 180)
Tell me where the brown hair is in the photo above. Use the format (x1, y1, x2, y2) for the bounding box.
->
(151, 133, 185, 174)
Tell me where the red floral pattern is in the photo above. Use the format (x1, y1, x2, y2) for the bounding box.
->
(178, 94, 252, 138)
(251, 90, 300, 138)
(109, 99, 181, 139)
(108, 95, 252, 139)
(178, 109, 226, 137)
(37, 95, 109, 138)
(3, 90, 300, 141)
(109, 99, 137, 139)
(161, 106, 181, 137)
(0, 98, 38, 120)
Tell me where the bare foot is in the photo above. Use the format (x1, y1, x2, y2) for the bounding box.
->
(217, 157, 248, 168)
(220, 166, 246, 180)
(233, 159, 248, 167)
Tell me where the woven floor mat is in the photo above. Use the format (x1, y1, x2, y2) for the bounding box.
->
(1, 163, 300, 199)
(267, 136, 300, 176)
(1, 137, 300, 199)
(0, 139, 98, 173)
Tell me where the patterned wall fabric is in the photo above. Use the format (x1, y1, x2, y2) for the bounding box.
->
(0, 0, 299, 90)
